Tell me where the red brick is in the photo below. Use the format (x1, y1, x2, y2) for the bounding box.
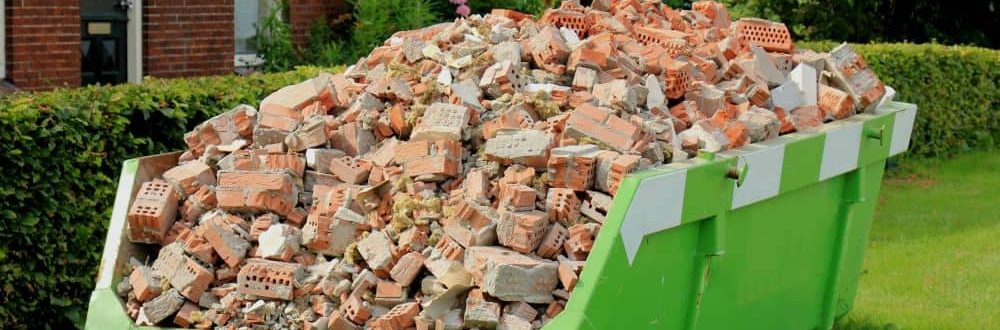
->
(733, 18, 794, 54)
(536, 223, 568, 259)
(370, 302, 420, 330)
(564, 224, 595, 261)
(496, 210, 549, 253)
(389, 252, 426, 287)
(394, 139, 463, 178)
(342, 295, 371, 324)
(546, 188, 581, 226)
(127, 180, 179, 244)
(236, 259, 302, 300)
(497, 184, 537, 211)
(329, 156, 372, 184)
(548, 145, 601, 191)
(129, 266, 163, 302)
(216, 171, 298, 216)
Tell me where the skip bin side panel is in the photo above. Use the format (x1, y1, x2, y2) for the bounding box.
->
(833, 161, 886, 320)
(696, 175, 848, 329)
(86, 153, 183, 330)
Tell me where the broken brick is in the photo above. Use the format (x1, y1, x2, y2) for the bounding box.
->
(216, 171, 298, 216)
(236, 259, 303, 300)
(410, 103, 471, 141)
(162, 161, 216, 198)
(464, 289, 501, 329)
(548, 144, 601, 191)
(129, 265, 163, 302)
(564, 104, 641, 152)
(484, 129, 554, 168)
(564, 224, 596, 261)
(496, 210, 549, 254)
(546, 188, 581, 226)
(371, 302, 420, 330)
(389, 252, 426, 287)
(394, 139, 463, 179)
(329, 156, 372, 184)
(536, 223, 569, 259)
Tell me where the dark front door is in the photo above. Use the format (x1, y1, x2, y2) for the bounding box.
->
(81, 0, 129, 85)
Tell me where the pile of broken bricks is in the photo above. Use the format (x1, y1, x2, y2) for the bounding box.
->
(117, 0, 889, 329)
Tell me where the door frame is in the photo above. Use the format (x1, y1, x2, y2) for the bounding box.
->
(1, 0, 6, 80)
(125, 0, 142, 83)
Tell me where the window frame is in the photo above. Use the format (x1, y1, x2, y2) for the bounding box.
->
(234, 0, 273, 68)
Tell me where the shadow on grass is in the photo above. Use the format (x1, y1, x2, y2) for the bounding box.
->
(835, 315, 901, 330)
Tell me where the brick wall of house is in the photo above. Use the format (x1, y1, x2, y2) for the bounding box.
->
(288, 0, 350, 47)
(5, 1, 81, 91)
(143, 0, 234, 78)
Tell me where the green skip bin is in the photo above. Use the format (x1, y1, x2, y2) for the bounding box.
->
(86, 102, 917, 330)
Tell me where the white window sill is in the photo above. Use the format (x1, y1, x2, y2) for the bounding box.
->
(235, 54, 266, 68)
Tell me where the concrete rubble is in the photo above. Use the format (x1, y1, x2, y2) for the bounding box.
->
(121, 0, 890, 328)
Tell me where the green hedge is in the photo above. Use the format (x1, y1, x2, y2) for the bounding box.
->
(0, 42, 997, 328)
(0, 66, 339, 328)
(797, 42, 1000, 160)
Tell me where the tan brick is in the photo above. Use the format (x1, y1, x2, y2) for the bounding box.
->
(530, 26, 571, 74)
(462, 168, 492, 204)
(358, 230, 396, 277)
(484, 129, 554, 168)
(256, 223, 301, 262)
(410, 103, 470, 141)
(374, 280, 407, 307)
(172, 256, 214, 303)
(198, 211, 250, 268)
(496, 210, 549, 253)
(162, 161, 216, 198)
(480, 251, 558, 303)
(464, 289, 501, 329)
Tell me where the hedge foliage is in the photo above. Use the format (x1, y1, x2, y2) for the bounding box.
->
(797, 42, 999, 160)
(0, 43, 997, 328)
(0, 66, 340, 329)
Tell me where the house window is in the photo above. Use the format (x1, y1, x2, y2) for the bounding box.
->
(234, 0, 274, 67)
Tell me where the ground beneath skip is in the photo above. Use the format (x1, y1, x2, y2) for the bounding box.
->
(835, 151, 1000, 329)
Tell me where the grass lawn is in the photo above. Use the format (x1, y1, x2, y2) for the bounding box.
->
(835, 151, 1000, 329)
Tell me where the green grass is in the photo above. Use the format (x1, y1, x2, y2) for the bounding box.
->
(836, 151, 1000, 329)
